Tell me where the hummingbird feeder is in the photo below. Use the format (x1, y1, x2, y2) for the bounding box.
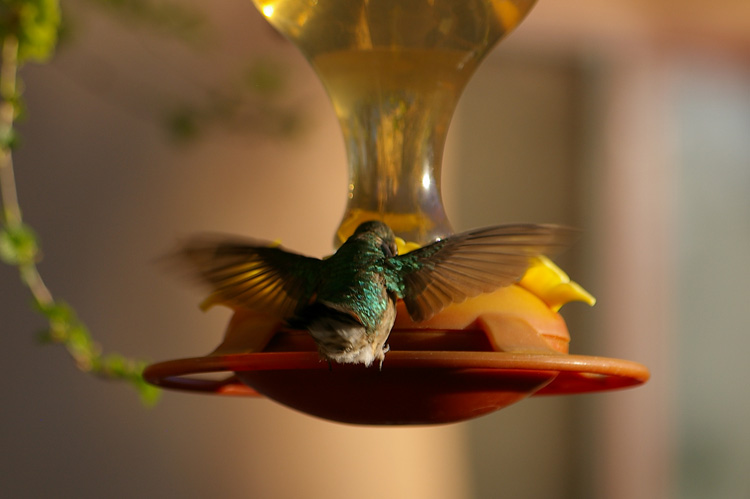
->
(144, 0, 649, 425)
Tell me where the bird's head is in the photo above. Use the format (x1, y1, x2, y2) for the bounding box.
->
(352, 221, 398, 257)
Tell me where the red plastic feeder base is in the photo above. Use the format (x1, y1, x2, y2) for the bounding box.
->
(143, 350, 649, 425)
(145, 292, 649, 425)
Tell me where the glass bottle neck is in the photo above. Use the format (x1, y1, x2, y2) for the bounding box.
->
(313, 48, 479, 245)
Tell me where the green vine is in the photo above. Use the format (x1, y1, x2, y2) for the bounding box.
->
(0, 0, 160, 405)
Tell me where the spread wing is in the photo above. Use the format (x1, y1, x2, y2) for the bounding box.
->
(172, 235, 322, 318)
(392, 224, 578, 322)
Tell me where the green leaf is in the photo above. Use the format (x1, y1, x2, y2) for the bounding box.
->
(135, 379, 161, 406)
(67, 324, 95, 354)
(0, 223, 39, 264)
(0, 0, 62, 63)
(96, 354, 162, 406)
(0, 125, 19, 149)
(35, 299, 75, 324)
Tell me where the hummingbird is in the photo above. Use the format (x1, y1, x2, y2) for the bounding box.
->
(175, 221, 576, 367)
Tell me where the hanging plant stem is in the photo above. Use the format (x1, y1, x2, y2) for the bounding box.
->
(0, 32, 160, 405)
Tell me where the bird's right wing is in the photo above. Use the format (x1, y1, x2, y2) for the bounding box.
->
(171, 235, 322, 318)
(391, 224, 578, 322)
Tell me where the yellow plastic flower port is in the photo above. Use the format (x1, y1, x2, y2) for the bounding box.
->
(519, 256, 596, 312)
(394, 236, 422, 255)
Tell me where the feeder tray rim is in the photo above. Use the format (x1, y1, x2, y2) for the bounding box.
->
(143, 350, 650, 397)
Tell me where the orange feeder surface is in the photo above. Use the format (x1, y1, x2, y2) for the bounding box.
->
(144, 271, 649, 425)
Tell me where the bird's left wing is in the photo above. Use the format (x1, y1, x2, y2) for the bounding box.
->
(173, 235, 322, 318)
(390, 224, 578, 322)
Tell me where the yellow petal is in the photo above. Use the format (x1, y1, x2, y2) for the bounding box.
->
(395, 236, 421, 255)
(518, 256, 596, 312)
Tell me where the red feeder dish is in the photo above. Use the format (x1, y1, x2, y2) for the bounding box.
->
(144, 288, 649, 425)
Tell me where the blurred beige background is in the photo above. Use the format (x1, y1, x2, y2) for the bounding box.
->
(2, 1, 749, 498)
